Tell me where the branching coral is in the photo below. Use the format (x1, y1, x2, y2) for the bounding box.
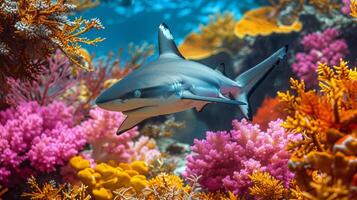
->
(253, 96, 288, 130)
(5, 50, 76, 106)
(0, 0, 104, 80)
(292, 28, 349, 88)
(81, 107, 139, 163)
(131, 136, 161, 164)
(22, 176, 91, 200)
(179, 13, 242, 59)
(0, 101, 86, 185)
(248, 171, 287, 200)
(184, 119, 300, 195)
(144, 173, 195, 200)
(278, 60, 357, 198)
(196, 192, 242, 200)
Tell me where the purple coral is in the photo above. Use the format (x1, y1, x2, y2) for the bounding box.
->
(183, 119, 300, 195)
(292, 28, 349, 87)
(81, 107, 139, 163)
(5, 50, 76, 106)
(0, 101, 86, 185)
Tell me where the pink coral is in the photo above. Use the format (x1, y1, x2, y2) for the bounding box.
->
(292, 28, 349, 88)
(341, 0, 351, 15)
(183, 119, 300, 195)
(0, 101, 86, 185)
(132, 136, 161, 164)
(81, 107, 139, 163)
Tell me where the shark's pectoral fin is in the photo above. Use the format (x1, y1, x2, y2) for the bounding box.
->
(195, 102, 208, 112)
(181, 91, 246, 105)
(117, 115, 146, 135)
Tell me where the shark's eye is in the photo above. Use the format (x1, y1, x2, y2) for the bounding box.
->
(134, 90, 141, 98)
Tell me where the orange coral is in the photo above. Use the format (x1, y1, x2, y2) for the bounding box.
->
(248, 171, 287, 200)
(253, 96, 288, 130)
(0, 0, 103, 79)
(234, 6, 302, 38)
(0, 0, 104, 109)
(22, 176, 90, 200)
(197, 191, 241, 200)
(179, 13, 240, 59)
(278, 60, 357, 198)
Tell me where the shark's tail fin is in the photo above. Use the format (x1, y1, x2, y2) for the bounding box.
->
(234, 46, 288, 120)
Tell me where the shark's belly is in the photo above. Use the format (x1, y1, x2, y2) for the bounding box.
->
(123, 96, 196, 117)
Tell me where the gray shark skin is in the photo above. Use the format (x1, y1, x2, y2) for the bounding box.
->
(96, 23, 288, 135)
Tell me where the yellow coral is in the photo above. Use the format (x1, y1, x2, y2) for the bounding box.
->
(145, 173, 192, 200)
(248, 171, 287, 200)
(234, 6, 302, 38)
(70, 156, 149, 200)
(351, 0, 357, 18)
(179, 13, 238, 59)
(197, 191, 242, 200)
(70, 156, 91, 171)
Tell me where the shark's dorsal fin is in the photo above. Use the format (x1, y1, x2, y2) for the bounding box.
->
(158, 23, 184, 58)
(215, 63, 227, 76)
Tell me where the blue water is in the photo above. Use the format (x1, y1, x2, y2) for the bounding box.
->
(77, 0, 261, 57)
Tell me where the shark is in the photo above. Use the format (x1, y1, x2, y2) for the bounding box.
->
(95, 23, 288, 135)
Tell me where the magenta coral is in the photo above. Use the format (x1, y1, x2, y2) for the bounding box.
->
(0, 101, 86, 185)
(292, 28, 349, 88)
(183, 119, 300, 195)
(81, 107, 139, 163)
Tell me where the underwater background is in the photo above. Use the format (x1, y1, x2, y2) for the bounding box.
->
(0, 0, 356, 199)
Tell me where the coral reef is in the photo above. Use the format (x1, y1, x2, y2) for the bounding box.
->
(0, 101, 86, 185)
(22, 176, 91, 200)
(252, 96, 288, 130)
(145, 173, 194, 199)
(5, 50, 76, 106)
(131, 136, 161, 164)
(278, 60, 357, 198)
(179, 13, 242, 59)
(234, 6, 302, 38)
(184, 119, 300, 195)
(81, 107, 139, 163)
(0, 0, 104, 79)
(70, 156, 148, 200)
(248, 171, 287, 200)
(292, 28, 349, 88)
